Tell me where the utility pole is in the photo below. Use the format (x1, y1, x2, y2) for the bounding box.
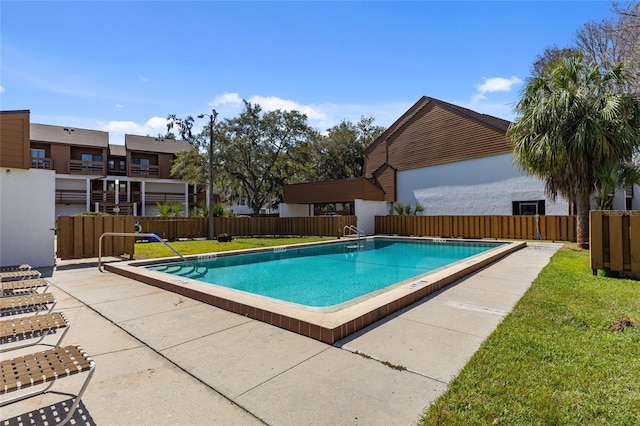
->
(197, 109, 218, 240)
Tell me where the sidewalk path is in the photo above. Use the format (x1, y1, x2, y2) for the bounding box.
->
(1, 243, 562, 426)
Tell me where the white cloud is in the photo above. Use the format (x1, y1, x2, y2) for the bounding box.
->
(139, 76, 149, 83)
(478, 76, 522, 94)
(472, 76, 522, 103)
(102, 120, 147, 134)
(211, 92, 243, 107)
(98, 116, 169, 145)
(0, 86, 5, 93)
(115, 103, 123, 109)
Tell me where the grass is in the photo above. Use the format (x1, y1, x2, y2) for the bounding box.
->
(420, 245, 640, 426)
(133, 236, 333, 259)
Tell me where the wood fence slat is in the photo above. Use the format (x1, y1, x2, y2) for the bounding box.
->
(630, 214, 640, 273)
(608, 214, 624, 271)
(589, 211, 604, 272)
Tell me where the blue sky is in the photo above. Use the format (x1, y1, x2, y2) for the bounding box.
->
(1, 1, 618, 144)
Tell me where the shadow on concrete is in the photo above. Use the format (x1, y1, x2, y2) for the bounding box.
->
(2, 398, 96, 426)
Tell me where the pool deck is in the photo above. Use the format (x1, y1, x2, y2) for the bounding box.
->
(1, 242, 562, 426)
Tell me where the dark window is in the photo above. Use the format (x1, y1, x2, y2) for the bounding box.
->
(82, 153, 103, 162)
(512, 200, 545, 215)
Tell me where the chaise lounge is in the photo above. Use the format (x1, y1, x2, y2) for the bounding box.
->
(1, 345, 96, 426)
(2, 278, 51, 297)
(0, 293, 57, 316)
(0, 311, 70, 352)
(0, 269, 42, 281)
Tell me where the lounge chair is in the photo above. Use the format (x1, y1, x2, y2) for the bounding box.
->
(2, 278, 51, 297)
(0, 312, 70, 353)
(0, 269, 42, 282)
(1, 345, 95, 426)
(0, 293, 57, 317)
(0, 264, 32, 272)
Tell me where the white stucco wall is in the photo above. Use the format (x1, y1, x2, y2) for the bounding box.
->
(354, 199, 389, 235)
(279, 203, 311, 217)
(1, 167, 56, 268)
(396, 153, 570, 215)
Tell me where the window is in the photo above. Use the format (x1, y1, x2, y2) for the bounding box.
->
(512, 200, 545, 215)
(131, 157, 150, 165)
(81, 153, 103, 162)
(626, 186, 634, 210)
(30, 149, 49, 169)
(131, 157, 150, 175)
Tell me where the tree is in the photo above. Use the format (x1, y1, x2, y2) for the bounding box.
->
(216, 101, 313, 216)
(314, 117, 385, 180)
(594, 161, 640, 209)
(508, 53, 640, 249)
(531, 45, 579, 77)
(574, 2, 640, 91)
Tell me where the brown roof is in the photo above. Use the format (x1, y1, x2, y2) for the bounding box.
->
(30, 123, 109, 148)
(125, 134, 192, 154)
(108, 144, 126, 156)
(283, 178, 385, 204)
(364, 96, 511, 156)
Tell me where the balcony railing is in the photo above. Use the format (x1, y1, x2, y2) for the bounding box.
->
(56, 189, 88, 204)
(31, 157, 53, 170)
(91, 190, 127, 204)
(129, 164, 160, 177)
(69, 160, 105, 175)
(131, 191, 199, 206)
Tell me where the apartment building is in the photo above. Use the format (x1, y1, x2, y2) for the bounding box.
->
(29, 123, 200, 217)
(1, 110, 207, 266)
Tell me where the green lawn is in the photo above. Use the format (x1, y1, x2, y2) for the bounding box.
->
(420, 246, 640, 425)
(133, 236, 333, 259)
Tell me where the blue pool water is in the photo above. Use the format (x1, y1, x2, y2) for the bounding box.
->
(146, 239, 502, 308)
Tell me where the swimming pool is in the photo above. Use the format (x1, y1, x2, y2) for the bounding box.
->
(106, 237, 525, 343)
(146, 239, 502, 308)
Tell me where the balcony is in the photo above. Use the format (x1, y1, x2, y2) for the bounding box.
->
(69, 160, 105, 175)
(129, 164, 160, 177)
(31, 157, 53, 170)
(56, 189, 88, 204)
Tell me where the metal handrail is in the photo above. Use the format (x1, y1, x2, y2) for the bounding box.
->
(343, 225, 365, 241)
(98, 232, 192, 272)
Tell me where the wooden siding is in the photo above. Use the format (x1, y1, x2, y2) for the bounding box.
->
(158, 152, 174, 179)
(284, 178, 384, 204)
(590, 210, 640, 277)
(376, 215, 576, 242)
(387, 103, 512, 171)
(374, 164, 396, 202)
(50, 144, 71, 174)
(363, 140, 388, 178)
(0, 111, 30, 169)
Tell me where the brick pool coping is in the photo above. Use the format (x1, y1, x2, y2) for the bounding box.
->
(105, 237, 526, 344)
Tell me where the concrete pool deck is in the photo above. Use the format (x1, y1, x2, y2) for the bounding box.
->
(1, 242, 562, 426)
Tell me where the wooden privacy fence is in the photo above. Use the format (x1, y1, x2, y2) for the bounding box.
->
(590, 210, 640, 276)
(136, 217, 208, 240)
(57, 215, 135, 260)
(56, 215, 357, 260)
(375, 215, 577, 242)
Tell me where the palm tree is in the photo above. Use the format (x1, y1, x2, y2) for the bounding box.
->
(594, 161, 640, 210)
(508, 53, 640, 249)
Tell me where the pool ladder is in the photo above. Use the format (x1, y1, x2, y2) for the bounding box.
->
(98, 232, 207, 277)
(343, 225, 366, 248)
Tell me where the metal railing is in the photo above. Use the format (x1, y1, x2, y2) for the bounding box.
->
(343, 225, 365, 241)
(98, 232, 191, 272)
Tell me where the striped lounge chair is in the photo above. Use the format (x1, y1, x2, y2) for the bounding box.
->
(0, 293, 57, 317)
(0, 312, 70, 352)
(2, 278, 51, 297)
(1, 345, 95, 426)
